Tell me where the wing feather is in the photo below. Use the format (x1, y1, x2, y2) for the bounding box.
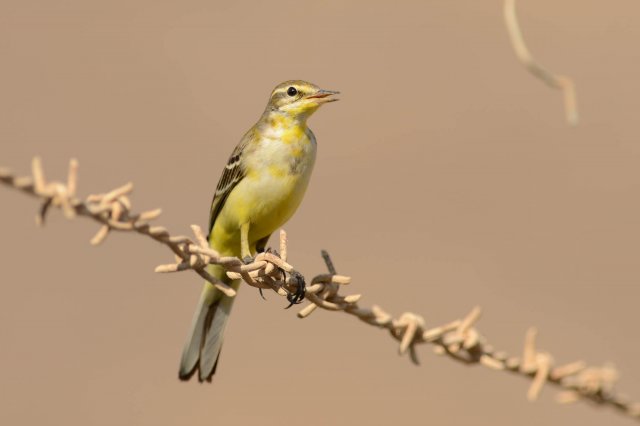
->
(208, 131, 254, 237)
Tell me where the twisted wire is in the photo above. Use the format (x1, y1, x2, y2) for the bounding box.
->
(1, 158, 638, 422)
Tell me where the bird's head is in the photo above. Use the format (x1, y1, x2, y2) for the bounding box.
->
(265, 80, 339, 121)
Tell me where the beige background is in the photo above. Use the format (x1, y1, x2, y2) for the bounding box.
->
(1, 1, 640, 425)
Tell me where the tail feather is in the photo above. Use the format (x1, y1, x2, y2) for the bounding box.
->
(179, 279, 238, 382)
(199, 298, 231, 381)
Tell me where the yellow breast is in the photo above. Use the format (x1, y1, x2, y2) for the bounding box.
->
(209, 121, 316, 256)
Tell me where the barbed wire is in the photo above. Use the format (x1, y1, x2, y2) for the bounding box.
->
(1, 157, 638, 422)
(504, 0, 579, 126)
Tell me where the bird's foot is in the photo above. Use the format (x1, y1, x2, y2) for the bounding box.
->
(284, 271, 306, 309)
(242, 255, 254, 264)
(258, 246, 281, 258)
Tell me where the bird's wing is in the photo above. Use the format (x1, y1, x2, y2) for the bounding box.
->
(208, 131, 255, 237)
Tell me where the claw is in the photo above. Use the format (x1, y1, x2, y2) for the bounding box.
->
(285, 271, 306, 309)
(253, 248, 288, 302)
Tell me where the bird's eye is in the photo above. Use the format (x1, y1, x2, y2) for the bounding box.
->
(287, 87, 298, 97)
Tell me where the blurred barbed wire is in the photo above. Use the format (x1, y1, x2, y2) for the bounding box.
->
(504, 0, 579, 125)
(1, 157, 638, 422)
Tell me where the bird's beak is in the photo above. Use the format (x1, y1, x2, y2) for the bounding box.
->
(306, 89, 340, 104)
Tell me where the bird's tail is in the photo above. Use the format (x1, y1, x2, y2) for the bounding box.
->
(179, 264, 240, 382)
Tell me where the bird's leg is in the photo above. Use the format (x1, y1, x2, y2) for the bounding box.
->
(255, 234, 270, 254)
(240, 223, 253, 264)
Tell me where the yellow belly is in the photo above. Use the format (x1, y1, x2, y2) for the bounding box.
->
(209, 141, 315, 256)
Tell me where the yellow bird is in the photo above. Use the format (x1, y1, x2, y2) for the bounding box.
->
(179, 80, 338, 382)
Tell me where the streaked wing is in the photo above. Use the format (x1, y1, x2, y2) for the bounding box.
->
(208, 133, 252, 237)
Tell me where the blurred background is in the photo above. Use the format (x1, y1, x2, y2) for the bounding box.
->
(1, 0, 639, 425)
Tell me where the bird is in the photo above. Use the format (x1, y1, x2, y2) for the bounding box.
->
(178, 80, 339, 382)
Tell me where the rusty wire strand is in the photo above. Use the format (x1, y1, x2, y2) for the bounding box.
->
(1, 158, 639, 422)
